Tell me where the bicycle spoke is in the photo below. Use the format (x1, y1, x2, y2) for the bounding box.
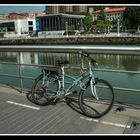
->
(80, 79, 114, 118)
(31, 74, 60, 106)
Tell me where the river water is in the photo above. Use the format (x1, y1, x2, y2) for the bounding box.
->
(0, 45, 140, 105)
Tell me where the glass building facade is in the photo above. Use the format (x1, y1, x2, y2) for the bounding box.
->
(36, 14, 84, 32)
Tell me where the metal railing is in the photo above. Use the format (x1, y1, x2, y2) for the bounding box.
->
(0, 45, 140, 107)
(0, 33, 140, 40)
(0, 45, 140, 54)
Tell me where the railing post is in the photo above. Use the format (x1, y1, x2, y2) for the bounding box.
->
(80, 53, 84, 74)
(18, 52, 23, 93)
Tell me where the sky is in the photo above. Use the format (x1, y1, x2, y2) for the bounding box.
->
(0, 5, 45, 14)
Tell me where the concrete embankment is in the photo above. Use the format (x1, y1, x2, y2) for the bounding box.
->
(0, 37, 140, 45)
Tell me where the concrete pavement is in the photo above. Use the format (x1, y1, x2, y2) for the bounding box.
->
(0, 84, 140, 135)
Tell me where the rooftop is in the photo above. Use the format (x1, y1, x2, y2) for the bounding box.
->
(94, 7, 126, 14)
(36, 13, 85, 18)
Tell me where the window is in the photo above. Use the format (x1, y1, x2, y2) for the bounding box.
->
(29, 27, 33, 31)
(0, 22, 15, 32)
(28, 21, 33, 25)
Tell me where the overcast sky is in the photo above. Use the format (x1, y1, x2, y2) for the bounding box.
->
(0, 6, 45, 14)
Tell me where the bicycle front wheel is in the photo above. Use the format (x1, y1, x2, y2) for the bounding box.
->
(31, 73, 60, 106)
(79, 78, 114, 118)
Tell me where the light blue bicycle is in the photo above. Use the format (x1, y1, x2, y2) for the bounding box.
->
(31, 51, 114, 118)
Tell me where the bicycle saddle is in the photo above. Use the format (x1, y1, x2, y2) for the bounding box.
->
(42, 68, 59, 75)
(56, 60, 70, 66)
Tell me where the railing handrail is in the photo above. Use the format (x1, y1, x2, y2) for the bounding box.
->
(0, 45, 140, 55)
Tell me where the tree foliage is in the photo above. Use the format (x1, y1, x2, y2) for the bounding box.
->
(123, 7, 140, 31)
(97, 9, 106, 21)
(92, 20, 108, 33)
(83, 14, 93, 31)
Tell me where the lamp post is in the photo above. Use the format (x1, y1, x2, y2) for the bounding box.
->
(58, 17, 60, 35)
(66, 21, 68, 37)
(78, 22, 80, 31)
(117, 17, 120, 36)
(77, 22, 81, 37)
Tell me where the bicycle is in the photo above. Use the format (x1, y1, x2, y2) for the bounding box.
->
(31, 51, 114, 118)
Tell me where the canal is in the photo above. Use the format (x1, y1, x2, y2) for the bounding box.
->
(0, 45, 140, 106)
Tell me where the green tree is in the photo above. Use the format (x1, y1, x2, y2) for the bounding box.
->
(97, 9, 106, 21)
(123, 7, 140, 32)
(92, 20, 107, 33)
(83, 14, 93, 31)
(110, 20, 118, 32)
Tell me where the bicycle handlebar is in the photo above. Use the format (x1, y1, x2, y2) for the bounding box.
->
(77, 51, 97, 66)
(77, 51, 89, 57)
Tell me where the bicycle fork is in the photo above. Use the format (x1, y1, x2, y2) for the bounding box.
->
(90, 77, 99, 100)
(42, 70, 50, 90)
(89, 67, 99, 100)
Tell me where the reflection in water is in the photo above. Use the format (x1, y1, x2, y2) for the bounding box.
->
(38, 53, 80, 67)
(121, 56, 140, 76)
(0, 51, 140, 105)
(0, 52, 17, 62)
(0, 52, 140, 75)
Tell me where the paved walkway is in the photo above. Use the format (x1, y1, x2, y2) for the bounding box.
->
(0, 85, 140, 135)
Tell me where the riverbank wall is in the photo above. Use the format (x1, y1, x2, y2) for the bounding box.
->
(0, 37, 140, 45)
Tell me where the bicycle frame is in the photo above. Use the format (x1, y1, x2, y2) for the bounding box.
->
(61, 66, 90, 95)
(41, 54, 99, 99)
(59, 58, 98, 99)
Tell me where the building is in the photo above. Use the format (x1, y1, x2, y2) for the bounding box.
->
(0, 14, 8, 20)
(8, 12, 27, 20)
(0, 18, 36, 37)
(45, 6, 88, 14)
(59, 6, 73, 13)
(88, 7, 95, 14)
(36, 13, 85, 36)
(46, 6, 59, 14)
(93, 7, 126, 21)
(0, 14, 8, 23)
(8, 12, 37, 20)
(73, 6, 88, 14)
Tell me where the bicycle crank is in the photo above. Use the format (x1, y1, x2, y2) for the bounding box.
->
(56, 88, 66, 98)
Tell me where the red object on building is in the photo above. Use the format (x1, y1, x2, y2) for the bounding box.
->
(94, 7, 126, 13)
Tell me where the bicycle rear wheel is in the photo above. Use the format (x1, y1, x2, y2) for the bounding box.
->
(79, 78, 114, 118)
(31, 73, 60, 106)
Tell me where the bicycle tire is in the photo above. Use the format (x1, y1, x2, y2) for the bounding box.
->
(79, 78, 114, 118)
(31, 73, 60, 106)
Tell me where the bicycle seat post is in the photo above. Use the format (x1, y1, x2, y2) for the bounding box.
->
(56, 60, 69, 89)
(61, 65, 65, 89)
